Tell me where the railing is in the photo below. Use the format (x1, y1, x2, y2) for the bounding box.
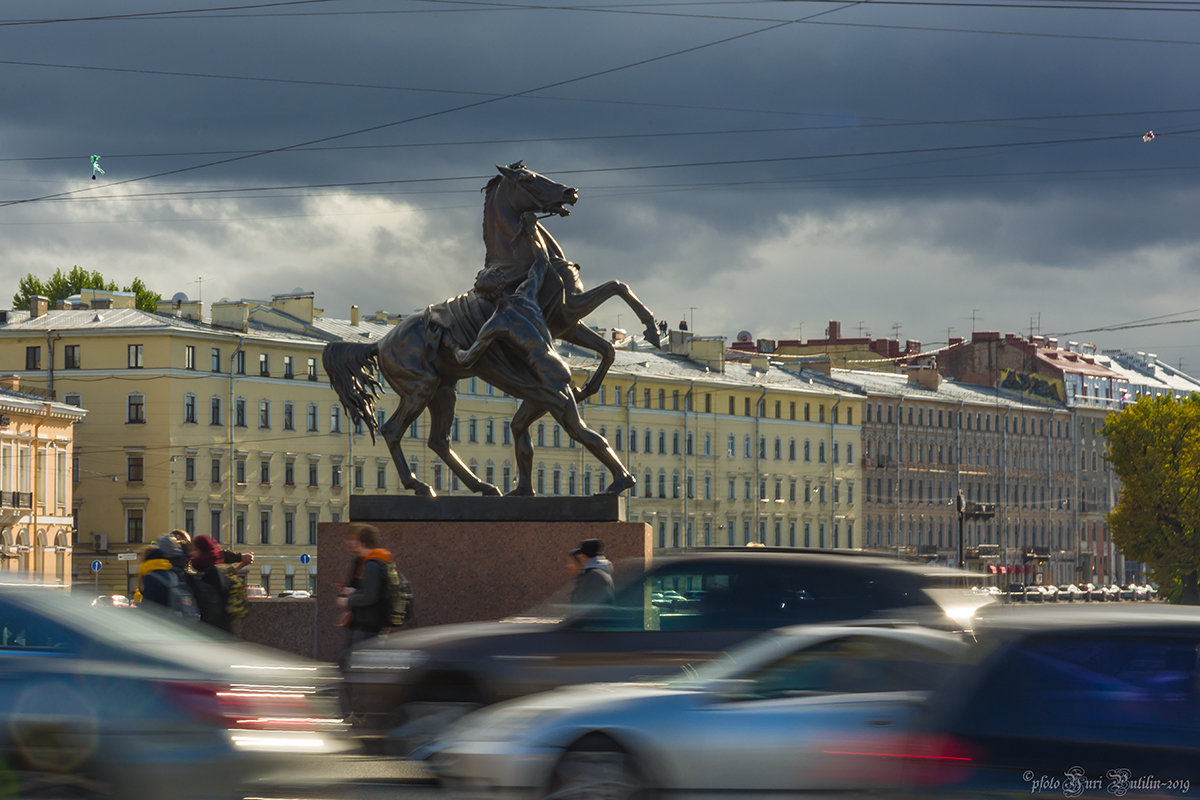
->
(0, 491, 32, 509)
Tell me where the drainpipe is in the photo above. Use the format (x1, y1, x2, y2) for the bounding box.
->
(683, 380, 695, 551)
(895, 396, 905, 557)
(228, 337, 245, 544)
(955, 399, 965, 565)
(830, 396, 841, 547)
(753, 387, 766, 543)
(45, 331, 57, 399)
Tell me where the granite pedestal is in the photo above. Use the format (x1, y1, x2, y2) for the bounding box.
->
(315, 495, 652, 662)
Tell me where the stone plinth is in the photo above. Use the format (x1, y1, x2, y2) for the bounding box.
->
(315, 497, 651, 663)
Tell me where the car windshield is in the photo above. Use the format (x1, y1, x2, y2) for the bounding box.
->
(666, 630, 797, 687)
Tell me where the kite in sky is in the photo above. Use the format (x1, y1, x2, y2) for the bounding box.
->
(1142, 131, 1156, 142)
(90, 154, 105, 179)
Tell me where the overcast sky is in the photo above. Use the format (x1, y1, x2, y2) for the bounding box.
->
(4, 0, 1200, 373)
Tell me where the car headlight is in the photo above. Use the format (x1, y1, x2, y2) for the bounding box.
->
(347, 649, 429, 671)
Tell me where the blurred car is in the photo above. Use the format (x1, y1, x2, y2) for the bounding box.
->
(245, 585, 268, 599)
(1004, 583, 1026, 602)
(277, 589, 312, 599)
(0, 578, 353, 799)
(424, 625, 970, 798)
(1023, 585, 1045, 603)
(90, 594, 132, 608)
(342, 549, 992, 754)
(1056, 584, 1082, 602)
(891, 605, 1200, 798)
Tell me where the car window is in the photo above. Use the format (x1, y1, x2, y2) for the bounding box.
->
(0, 597, 81, 653)
(737, 635, 956, 699)
(953, 634, 1200, 744)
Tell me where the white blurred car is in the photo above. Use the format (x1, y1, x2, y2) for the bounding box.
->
(0, 579, 353, 799)
(422, 625, 970, 799)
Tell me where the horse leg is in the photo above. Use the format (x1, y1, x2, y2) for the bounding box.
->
(562, 281, 659, 348)
(548, 395, 635, 496)
(507, 401, 541, 496)
(380, 398, 436, 497)
(426, 384, 500, 496)
(559, 323, 613, 403)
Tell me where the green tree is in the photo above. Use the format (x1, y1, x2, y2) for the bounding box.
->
(12, 266, 160, 312)
(1104, 394, 1200, 604)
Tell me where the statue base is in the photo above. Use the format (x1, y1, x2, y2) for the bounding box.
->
(316, 495, 651, 662)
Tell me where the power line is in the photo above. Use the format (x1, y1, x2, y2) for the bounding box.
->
(0, 0, 337, 27)
(0, 1, 869, 210)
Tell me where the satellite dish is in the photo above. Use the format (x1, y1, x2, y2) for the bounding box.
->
(736, 330, 753, 343)
(170, 292, 189, 303)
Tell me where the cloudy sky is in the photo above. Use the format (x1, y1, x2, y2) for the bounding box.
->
(4, 0, 1200, 372)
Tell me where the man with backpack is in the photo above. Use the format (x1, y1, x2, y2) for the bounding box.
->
(139, 533, 200, 620)
(336, 523, 406, 658)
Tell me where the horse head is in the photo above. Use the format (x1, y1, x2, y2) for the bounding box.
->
(493, 162, 578, 218)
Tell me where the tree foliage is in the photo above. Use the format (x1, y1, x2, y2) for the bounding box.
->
(12, 266, 160, 312)
(1104, 394, 1200, 604)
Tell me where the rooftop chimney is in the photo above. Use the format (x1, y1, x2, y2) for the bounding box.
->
(0, 375, 19, 392)
(30, 295, 48, 319)
(350, 305, 360, 326)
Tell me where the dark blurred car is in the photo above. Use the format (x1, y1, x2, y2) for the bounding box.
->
(342, 549, 991, 753)
(1004, 583, 1025, 602)
(890, 605, 1200, 798)
(0, 578, 352, 799)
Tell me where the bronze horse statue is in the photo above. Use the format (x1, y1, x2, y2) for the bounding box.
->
(323, 163, 657, 496)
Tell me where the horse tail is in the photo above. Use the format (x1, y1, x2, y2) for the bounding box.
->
(322, 341, 383, 444)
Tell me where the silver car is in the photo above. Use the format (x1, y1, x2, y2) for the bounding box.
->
(0, 578, 353, 799)
(423, 624, 969, 799)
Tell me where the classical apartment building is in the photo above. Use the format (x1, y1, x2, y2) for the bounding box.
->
(0, 378, 86, 585)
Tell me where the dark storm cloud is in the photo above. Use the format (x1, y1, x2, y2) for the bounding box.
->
(4, 0, 1200, 370)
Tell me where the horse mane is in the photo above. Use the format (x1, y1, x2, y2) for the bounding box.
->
(482, 174, 502, 196)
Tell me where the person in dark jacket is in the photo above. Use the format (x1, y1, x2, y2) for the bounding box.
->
(189, 535, 234, 631)
(139, 533, 199, 620)
(569, 538, 615, 607)
(336, 523, 393, 653)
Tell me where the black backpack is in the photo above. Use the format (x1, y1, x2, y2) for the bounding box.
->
(384, 562, 414, 628)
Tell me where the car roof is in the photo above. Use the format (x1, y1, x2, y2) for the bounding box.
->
(646, 549, 981, 583)
(974, 604, 1200, 639)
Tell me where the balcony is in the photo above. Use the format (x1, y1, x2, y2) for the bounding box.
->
(0, 491, 32, 509)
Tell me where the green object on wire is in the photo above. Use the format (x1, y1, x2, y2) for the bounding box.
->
(90, 154, 105, 180)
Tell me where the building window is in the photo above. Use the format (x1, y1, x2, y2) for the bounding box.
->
(233, 350, 245, 375)
(283, 355, 294, 379)
(377, 463, 387, 490)
(63, 344, 81, 369)
(331, 463, 342, 487)
(259, 399, 271, 428)
(185, 345, 196, 370)
(284, 511, 295, 545)
(127, 454, 144, 482)
(127, 394, 145, 424)
(184, 394, 197, 423)
(260, 458, 270, 485)
(235, 457, 246, 484)
(330, 406, 342, 433)
(259, 353, 270, 377)
(211, 508, 222, 538)
(25, 346, 41, 370)
(283, 402, 294, 430)
(308, 461, 319, 486)
(285, 459, 295, 486)
(235, 398, 247, 428)
(211, 458, 221, 483)
(235, 510, 246, 545)
(64, 393, 81, 407)
(308, 511, 319, 545)
(307, 358, 317, 380)
(210, 397, 222, 425)
(211, 347, 221, 372)
(127, 344, 143, 368)
(184, 456, 196, 483)
(127, 508, 145, 543)
(260, 511, 271, 545)
(307, 404, 319, 431)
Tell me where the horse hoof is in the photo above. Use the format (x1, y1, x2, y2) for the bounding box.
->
(412, 484, 437, 498)
(478, 483, 502, 496)
(506, 487, 534, 497)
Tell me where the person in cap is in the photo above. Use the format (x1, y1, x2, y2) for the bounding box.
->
(569, 538, 615, 607)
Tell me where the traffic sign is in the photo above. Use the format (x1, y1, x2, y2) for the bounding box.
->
(117, 552, 138, 561)
(300, 553, 311, 565)
(91, 560, 102, 572)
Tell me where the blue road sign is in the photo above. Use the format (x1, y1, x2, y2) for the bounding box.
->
(91, 560, 102, 572)
(300, 553, 310, 565)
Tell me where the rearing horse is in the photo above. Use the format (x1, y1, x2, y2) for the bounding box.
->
(323, 163, 655, 496)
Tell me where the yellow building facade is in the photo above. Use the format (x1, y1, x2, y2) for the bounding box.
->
(0, 376, 86, 585)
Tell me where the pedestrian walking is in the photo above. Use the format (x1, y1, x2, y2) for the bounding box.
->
(569, 538, 615, 608)
(336, 523, 394, 660)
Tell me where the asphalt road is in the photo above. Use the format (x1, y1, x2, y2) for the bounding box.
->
(247, 754, 442, 800)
